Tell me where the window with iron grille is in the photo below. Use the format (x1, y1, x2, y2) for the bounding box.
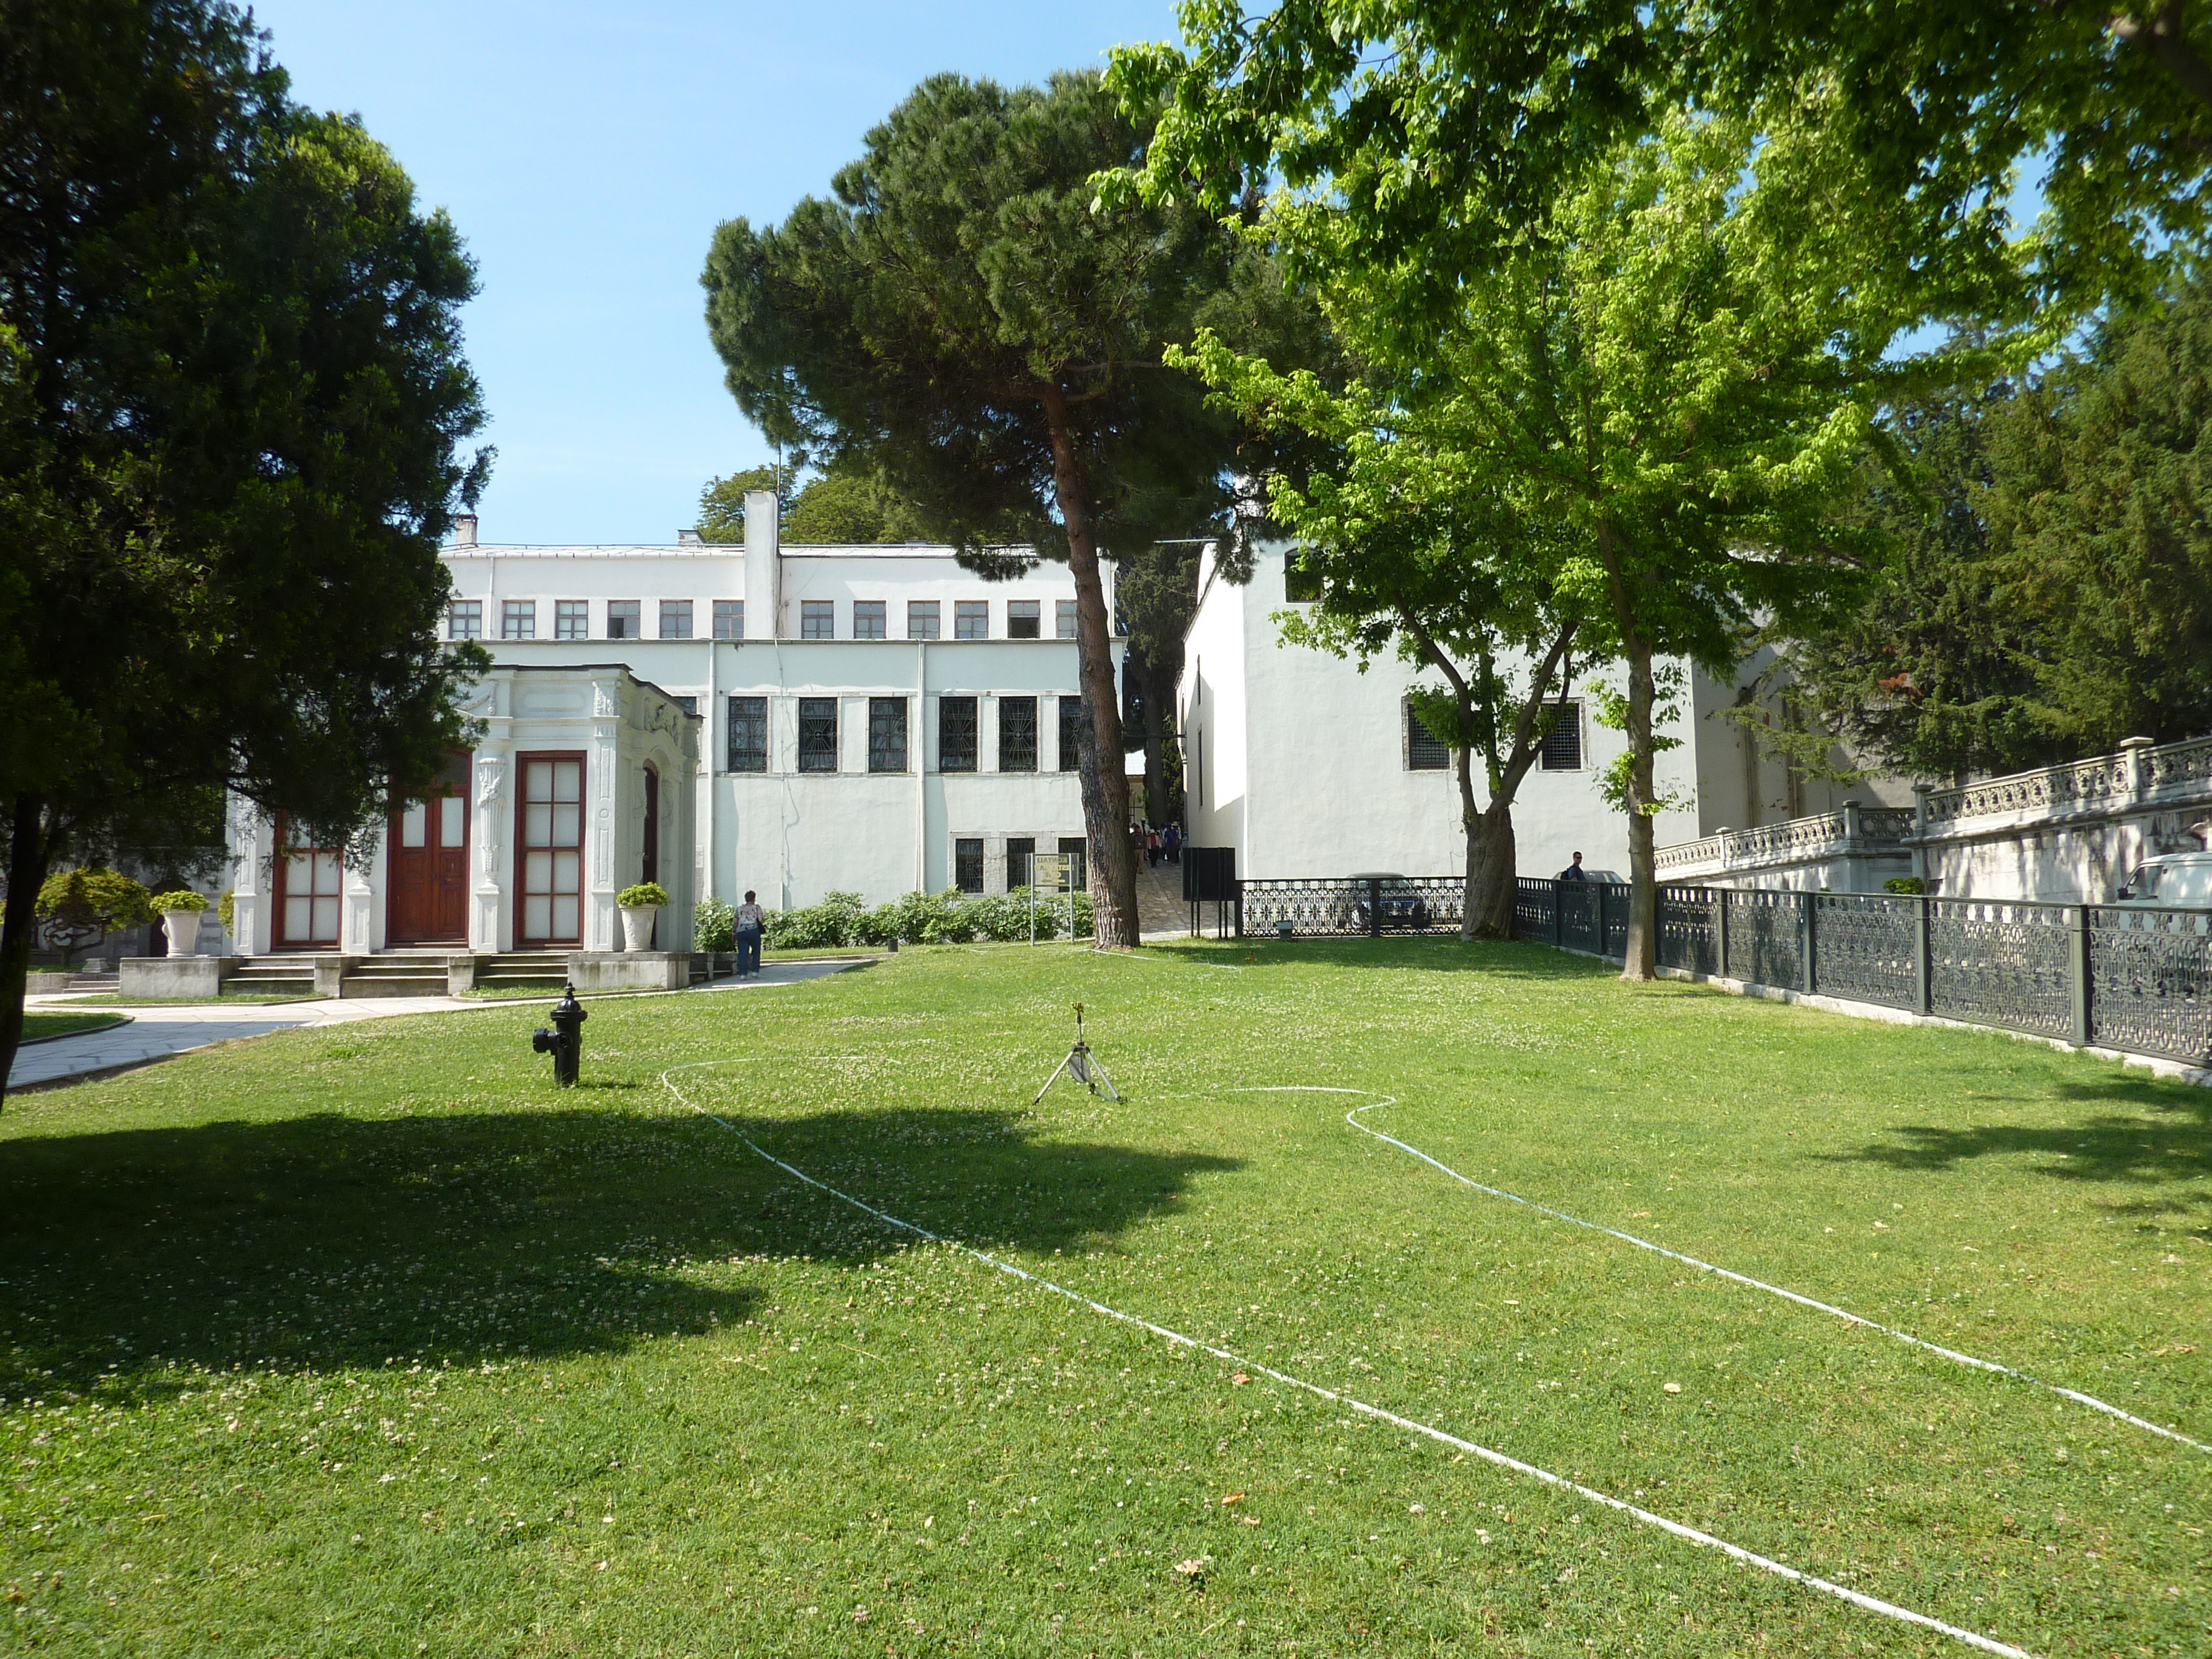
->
(1406, 700, 1449, 770)
(938, 696, 977, 772)
(1007, 600, 1041, 638)
(447, 600, 482, 640)
(555, 600, 588, 640)
(1057, 694, 1085, 772)
(1057, 835, 1087, 891)
(501, 599, 535, 639)
(797, 697, 839, 771)
(713, 599, 743, 640)
(800, 600, 834, 639)
(726, 696, 768, 773)
(606, 600, 641, 640)
(659, 600, 692, 639)
(853, 600, 887, 639)
(954, 837, 985, 893)
(999, 696, 1038, 772)
(1056, 599, 1078, 640)
(868, 697, 908, 773)
(955, 600, 988, 639)
(1539, 700, 1583, 770)
(1007, 836, 1035, 889)
(908, 600, 940, 638)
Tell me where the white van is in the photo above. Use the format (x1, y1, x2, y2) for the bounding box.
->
(2114, 851, 2212, 907)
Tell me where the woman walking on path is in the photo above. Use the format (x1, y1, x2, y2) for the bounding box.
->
(734, 890, 766, 978)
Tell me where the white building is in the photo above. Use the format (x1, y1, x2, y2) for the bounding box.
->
(1177, 542, 1697, 880)
(224, 492, 1104, 968)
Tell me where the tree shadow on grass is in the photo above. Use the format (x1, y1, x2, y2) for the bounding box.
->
(1136, 937, 1619, 979)
(1816, 1071, 2211, 1226)
(0, 1105, 1234, 1402)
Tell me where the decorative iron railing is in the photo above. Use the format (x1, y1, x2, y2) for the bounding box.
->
(1216, 869, 2212, 1066)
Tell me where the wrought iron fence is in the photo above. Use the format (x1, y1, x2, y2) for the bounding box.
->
(1240, 876, 1465, 937)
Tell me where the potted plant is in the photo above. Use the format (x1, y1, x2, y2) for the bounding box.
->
(151, 890, 211, 956)
(617, 882, 669, 951)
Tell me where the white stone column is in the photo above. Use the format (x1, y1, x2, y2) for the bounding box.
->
(228, 794, 270, 957)
(472, 749, 509, 952)
(588, 678, 622, 951)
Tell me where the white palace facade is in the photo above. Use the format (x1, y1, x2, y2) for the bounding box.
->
(224, 491, 1098, 968)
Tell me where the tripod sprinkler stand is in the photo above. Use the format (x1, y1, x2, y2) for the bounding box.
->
(1031, 1000, 1121, 1105)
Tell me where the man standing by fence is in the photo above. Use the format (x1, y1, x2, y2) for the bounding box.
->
(1559, 852, 1587, 882)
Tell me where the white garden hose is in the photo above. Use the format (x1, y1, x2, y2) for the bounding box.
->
(660, 1059, 2042, 1658)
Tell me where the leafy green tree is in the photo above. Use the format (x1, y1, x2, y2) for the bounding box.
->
(1113, 540, 1202, 825)
(1113, 1, 2204, 321)
(701, 71, 1244, 947)
(0, 0, 489, 1097)
(695, 465, 777, 541)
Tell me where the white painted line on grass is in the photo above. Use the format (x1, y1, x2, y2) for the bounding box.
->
(1253, 1086, 2208, 1456)
(660, 1059, 2039, 1659)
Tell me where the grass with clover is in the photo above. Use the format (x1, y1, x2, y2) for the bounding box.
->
(2, 937, 2207, 1656)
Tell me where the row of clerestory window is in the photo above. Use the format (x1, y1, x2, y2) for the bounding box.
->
(447, 597, 1078, 642)
(725, 694, 1086, 776)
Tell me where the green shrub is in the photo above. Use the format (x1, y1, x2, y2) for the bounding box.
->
(35, 867, 153, 933)
(694, 898, 737, 952)
(150, 890, 209, 913)
(216, 888, 236, 930)
(617, 882, 669, 908)
(765, 890, 866, 949)
(1882, 876, 1927, 896)
(752, 886, 1094, 948)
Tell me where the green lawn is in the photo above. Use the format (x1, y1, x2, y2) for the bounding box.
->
(18, 1011, 127, 1044)
(2, 939, 2205, 1656)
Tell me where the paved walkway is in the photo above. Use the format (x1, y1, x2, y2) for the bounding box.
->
(1134, 857, 1190, 939)
(9, 959, 866, 1090)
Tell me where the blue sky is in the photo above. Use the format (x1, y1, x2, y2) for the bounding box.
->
(249, 1, 1182, 545)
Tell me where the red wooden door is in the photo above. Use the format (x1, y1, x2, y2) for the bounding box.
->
(517, 752, 585, 947)
(387, 753, 471, 944)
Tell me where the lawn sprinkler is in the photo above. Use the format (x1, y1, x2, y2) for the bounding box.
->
(1031, 1000, 1121, 1105)
(531, 981, 587, 1087)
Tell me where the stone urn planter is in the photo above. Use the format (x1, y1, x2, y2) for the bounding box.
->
(153, 894, 209, 957)
(616, 882, 669, 953)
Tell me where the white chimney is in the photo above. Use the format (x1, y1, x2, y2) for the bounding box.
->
(451, 512, 478, 548)
(742, 489, 781, 638)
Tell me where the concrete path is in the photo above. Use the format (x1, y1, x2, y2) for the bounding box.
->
(1134, 858, 1191, 940)
(9, 958, 867, 1090)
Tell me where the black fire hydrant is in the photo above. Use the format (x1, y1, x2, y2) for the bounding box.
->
(531, 981, 588, 1087)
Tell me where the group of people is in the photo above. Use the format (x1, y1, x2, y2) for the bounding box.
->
(1136, 820, 1183, 868)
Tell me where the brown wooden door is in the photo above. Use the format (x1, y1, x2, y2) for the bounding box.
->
(517, 752, 585, 947)
(387, 753, 471, 945)
(272, 817, 342, 949)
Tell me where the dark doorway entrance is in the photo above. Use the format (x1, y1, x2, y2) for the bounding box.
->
(387, 752, 472, 945)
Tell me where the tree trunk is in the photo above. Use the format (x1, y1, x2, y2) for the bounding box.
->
(1601, 525, 1658, 980)
(0, 794, 55, 1107)
(1039, 384, 1140, 948)
(1468, 799, 1520, 939)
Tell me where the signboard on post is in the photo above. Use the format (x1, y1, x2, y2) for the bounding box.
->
(1030, 853, 1073, 944)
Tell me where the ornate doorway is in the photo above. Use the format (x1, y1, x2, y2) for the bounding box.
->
(387, 752, 472, 945)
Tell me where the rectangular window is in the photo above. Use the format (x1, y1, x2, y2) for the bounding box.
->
(999, 695, 1039, 773)
(868, 697, 908, 773)
(659, 599, 693, 639)
(853, 599, 887, 639)
(727, 695, 768, 773)
(1007, 836, 1035, 890)
(1284, 550, 1322, 602)
(801, 600, 834, 638)
(1056, 599, 1078, 640)
(954, 837, 985, 894)
(955, 600, 988, 640)
(607, 600, 641, 640)
(938, 695, 977, 773)
(713, 598, 744, 640)
(555, 600, 588, 640)
(907, 600, 940, 639)
(502, 600, 535, 640)
(447, 600, 482, 640)
(1007, 600, 1041, 639)
(1406, 700, 1449, 770)
(1057, 694, 1084, 772)
(1057, 835, 1087, 892)
(1540, 700, 1584, 771)
(797, 696, 838, 771)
